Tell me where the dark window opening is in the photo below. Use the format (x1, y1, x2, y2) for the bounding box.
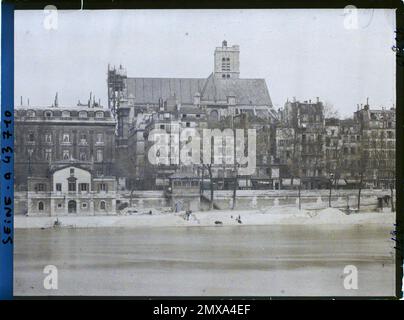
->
(68, 182, 76, 192)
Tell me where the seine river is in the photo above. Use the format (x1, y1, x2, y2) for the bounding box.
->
(14, 224, 395, 296)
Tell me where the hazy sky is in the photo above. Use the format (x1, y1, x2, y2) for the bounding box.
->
(15, 9, 395, 117)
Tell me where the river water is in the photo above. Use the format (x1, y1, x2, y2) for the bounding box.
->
(14, 224, 395, 296)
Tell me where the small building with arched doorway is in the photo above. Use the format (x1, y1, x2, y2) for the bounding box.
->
(27, 164, 117, 216)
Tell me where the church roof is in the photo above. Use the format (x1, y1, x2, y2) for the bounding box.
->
(125, 74, 273, 107)
(201, 73, 273, 106)
(125, 77, 205, 105)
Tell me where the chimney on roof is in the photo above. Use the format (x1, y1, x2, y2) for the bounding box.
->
(222, 40, 227, 47)
(20, 96, 22, 107)
(316, 97, 319, 103)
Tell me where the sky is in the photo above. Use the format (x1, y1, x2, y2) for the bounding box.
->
(14, 9, 396, 117)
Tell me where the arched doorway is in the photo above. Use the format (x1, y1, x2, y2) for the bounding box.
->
(68, 200, 77, 214)
(209, 110, 219, 122)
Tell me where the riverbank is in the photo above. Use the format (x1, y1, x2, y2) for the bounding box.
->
(14, 207, 395, 229)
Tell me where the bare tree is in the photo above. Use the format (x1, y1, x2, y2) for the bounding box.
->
(356, 132, 370, 211)
(199, 163, 214, 210)
(277, 126, 302, 205)
(324, 101, 339, 119)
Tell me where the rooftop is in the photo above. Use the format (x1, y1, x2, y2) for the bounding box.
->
(124, 73, 273, 107)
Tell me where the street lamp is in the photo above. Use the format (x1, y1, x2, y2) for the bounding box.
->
(329, 173, 334, 207)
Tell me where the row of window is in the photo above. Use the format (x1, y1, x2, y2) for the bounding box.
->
(26, 110, 105, 119)
(37, 200, 107, 211)
(65, 182, 108, 192)
(35, 182, 108, 192)
(29, 148, 104, 162)
(158, 122, 192, 130)
(172, 181, 199, 187)
(363, 130, 395, 139)
(27, 132, 105, 144)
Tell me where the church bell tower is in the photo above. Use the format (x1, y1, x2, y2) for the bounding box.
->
(214, 40, 240, 79)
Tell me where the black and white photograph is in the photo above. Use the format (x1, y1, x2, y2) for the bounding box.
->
(12, 8, 397, 297)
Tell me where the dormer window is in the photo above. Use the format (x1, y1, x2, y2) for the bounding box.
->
(44, 111, 52, 117)
(27, 110, 36, 117)
(62, 111, 70, 118)
(79, 111, 87, 118)
(95, 111, 104, 118)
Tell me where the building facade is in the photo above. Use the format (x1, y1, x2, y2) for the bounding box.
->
(110, 41, 278, 190)
(276, 100, 396, 189)
(27, 165, 116, 216)
(14, 105, 116, 191)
